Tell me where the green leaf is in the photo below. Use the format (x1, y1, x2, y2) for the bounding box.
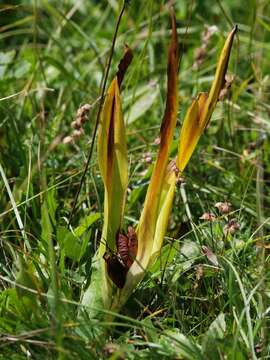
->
(43, 55, 73, 80)
(207, 313, 226, 340)
(80, 257, 109, 318)
(202, 313, 226, 358)
(0, 50, 15, 77)
(74, 213, 100, 237)
(46, 186, 57, 226)
(159, 330, 203, 360)
(126, 82, 159, 124)
(171, 241, 201, 283)
(149, 241, 180, 274)
(57, 226, 86, 261)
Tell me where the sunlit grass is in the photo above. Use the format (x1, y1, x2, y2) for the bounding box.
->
(0, 1, 269, 359)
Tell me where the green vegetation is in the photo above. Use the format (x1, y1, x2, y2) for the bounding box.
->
(0, 1, 269, 359)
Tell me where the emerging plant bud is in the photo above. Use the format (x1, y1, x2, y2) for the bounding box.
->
(200, 212, 216, 221)
(215, 201, 231, 214)
(224, 218, 240, 235)
(103, 343, 123, 358)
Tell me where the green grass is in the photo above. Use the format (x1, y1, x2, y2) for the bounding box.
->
(0, 0, 269, 359)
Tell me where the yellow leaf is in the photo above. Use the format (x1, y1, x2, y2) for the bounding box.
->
(98, 78, 128, 255)
(177, 26, 237, 171)
(134, 9, 179, 270)
(177, 92, 208, 171)
(202, 26, 237, 128)
(151, 162, 177, 258)
(110, 11, 179, 310)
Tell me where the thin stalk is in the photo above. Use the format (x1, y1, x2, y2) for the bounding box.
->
(68, 1, 127, 226)
(253, 1, 268, 354)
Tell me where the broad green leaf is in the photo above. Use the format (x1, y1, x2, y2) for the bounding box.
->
(82, 48, 133, 313)
(15, 256, 42, 313)
(207, 313, 226, 340)
(46, 186, 57, 226)
(41, 187, 57, 243)
(171, 240, 201, 283)
(57, 226, 92, 261)
(202, 313, 226, 358)
(128, 163, 153, 207)
(149, 241, 180, 274)
(80, 257, 107, 317)
(41, 199, 53, 246)
(74, 212, 100, 237)
(43, 55, 73, 80)
(57, 226, 80, 260)
(159, 330, 203, 360)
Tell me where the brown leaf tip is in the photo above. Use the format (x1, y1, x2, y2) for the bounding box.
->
(159, 8, 179, 142)
(116, 45, 133, 88)
(168, 8, 179, 69)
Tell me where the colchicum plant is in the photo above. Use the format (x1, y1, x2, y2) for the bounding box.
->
(81, 9, 237, 317)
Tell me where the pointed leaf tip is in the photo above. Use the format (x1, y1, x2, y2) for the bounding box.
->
(177, 26, 236, 172)
(116, 45, 133, 87)
(159, 8, 179, 147)
(203, 26, 237, 127)
(97, 46, 132, 254)
(129, 9, 179, 274)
